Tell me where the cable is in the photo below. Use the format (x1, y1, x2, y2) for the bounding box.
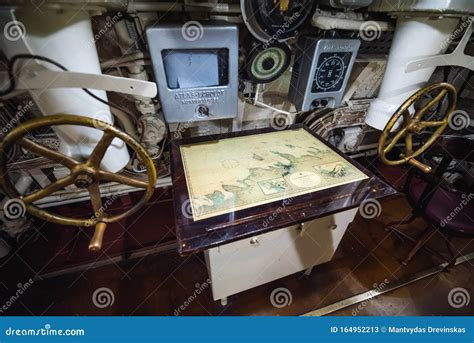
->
(0, 54, 138, 119)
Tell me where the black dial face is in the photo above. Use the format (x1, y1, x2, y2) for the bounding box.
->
(252, 0, 313, 39)
(312, 52, 352, 93)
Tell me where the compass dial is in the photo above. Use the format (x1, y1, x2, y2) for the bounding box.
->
(315, 56, 345, 90)
(311, 52, 352, 93)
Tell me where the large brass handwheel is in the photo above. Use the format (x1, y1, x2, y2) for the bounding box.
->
(0, 114, 157, 251)
(378, 82, 457, 173)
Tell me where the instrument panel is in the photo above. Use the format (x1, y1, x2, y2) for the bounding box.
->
(289, 38, 360, 111)
(146, 24, 239, 123)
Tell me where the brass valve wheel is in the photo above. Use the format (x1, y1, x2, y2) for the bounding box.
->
(378, 82, 457, 173)
(0, 114, 157, 251)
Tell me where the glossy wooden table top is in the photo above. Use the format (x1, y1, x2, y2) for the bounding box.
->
(171, 125, 399, 254)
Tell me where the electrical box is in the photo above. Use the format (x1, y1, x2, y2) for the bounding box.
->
(146, 24, 239, 123)
(289, 38, 360, 111)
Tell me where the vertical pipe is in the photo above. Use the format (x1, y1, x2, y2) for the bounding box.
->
(365, 16, 459, 130)
(5, 10, 130, 172)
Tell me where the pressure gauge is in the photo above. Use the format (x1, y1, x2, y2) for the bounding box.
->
(288, 38, 360, 111)
(241, 0, 314, 43)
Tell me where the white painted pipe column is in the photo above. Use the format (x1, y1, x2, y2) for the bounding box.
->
(365, 16, 459, 130)
(11, 10, 130, 172)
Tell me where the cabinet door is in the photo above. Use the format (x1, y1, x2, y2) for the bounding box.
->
(205, 208, 358, 300)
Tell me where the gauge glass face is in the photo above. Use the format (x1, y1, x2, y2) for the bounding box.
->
(312, 52, 352, 93)
(251, 0, 313, 39)
(251, 47, 287, 81)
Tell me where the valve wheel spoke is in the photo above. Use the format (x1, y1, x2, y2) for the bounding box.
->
(405, 133, 413, 155)
(17, 137, 80, 169)
(415, 89, 447, 120)
(383, 126, 408, 154)
(22, 174, 76, 203)
(419, 120, 446, 128)
(98, 170, 149, 188)
(87, 132, 115, 168)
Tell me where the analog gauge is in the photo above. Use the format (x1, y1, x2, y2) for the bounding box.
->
(315, 55, 345, 90)
(241, 0, 314, 42)
(311, 52, 352, 93)
(244, 42, 291, 83)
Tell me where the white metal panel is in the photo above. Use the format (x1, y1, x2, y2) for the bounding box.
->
(206, 208, 358, 301)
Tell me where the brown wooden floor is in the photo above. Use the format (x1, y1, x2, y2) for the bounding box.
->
(1, 195, 472, 316)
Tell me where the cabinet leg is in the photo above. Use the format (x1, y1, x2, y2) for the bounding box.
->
(220, 297, 228, 306)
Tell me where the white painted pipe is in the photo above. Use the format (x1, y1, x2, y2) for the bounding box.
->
(312, 16, 393, 32)
(365, 16, 459, 130)
(7, 10, 130, 172)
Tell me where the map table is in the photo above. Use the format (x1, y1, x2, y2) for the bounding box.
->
(171, 125, 398, 254)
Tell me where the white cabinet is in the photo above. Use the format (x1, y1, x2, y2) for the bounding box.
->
(205, 208, 358, 303)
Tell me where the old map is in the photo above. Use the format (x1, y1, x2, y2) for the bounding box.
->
(180, 128, 368, 221)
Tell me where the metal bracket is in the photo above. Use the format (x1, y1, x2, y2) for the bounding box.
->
(13, 67, 157, 98)
(0, 8, 157, 97)
(405, 20, 474, 72)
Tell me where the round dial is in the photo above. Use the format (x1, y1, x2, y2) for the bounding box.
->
(242, 0, 314, 42)
(249, 46, 290, 82)
(255, 0, 313, 38)
(315, 55, 345, 91)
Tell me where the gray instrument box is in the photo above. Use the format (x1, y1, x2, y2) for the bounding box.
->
(146, 24, 239, 123)
(289, 38, 360, 111)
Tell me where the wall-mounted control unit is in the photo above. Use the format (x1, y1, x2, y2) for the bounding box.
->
(289, 38, 360, 111)
(146, 24, 239, 123)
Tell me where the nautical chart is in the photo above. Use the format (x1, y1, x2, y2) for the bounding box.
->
(180, 128, 368, 221)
